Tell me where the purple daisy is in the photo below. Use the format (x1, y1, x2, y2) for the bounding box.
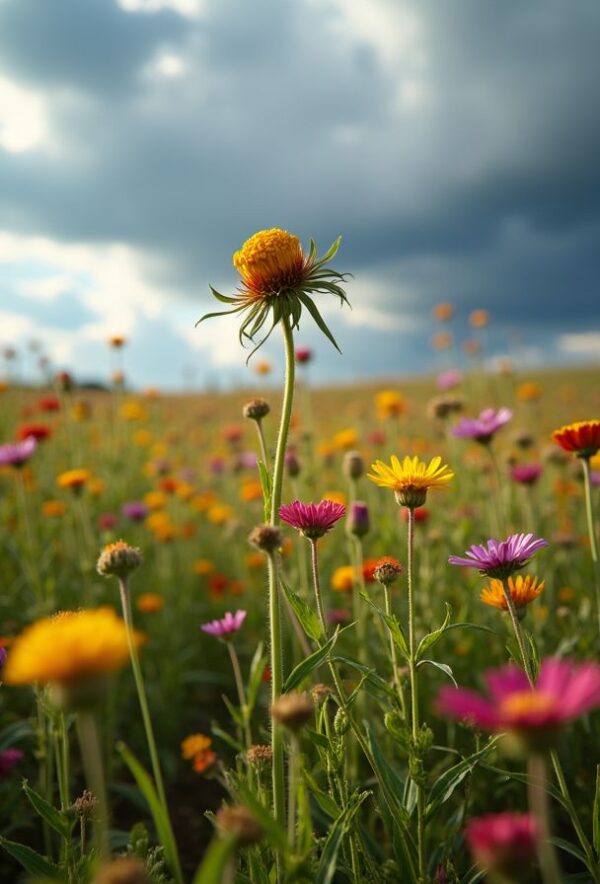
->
(0, 436, 37, 467)
(279, 499, 346, 540)
(509, 464, 543, 486)
(122, 501, 150, 522)
(436, 369, 463, 391)
(452, 408, 513, 444)
(448, 532, 548, 579)
(201, 609, 247, 639)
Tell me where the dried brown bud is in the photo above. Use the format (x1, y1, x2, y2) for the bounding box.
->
(373, 557, 402, 586)
(93, 857, 149, 884)
(311, 683, 331, 705)
(215, 804, 263, 846)
(73, 789, 99, 820)
(246, 744, 273, 768)
(270, 691, 313, 731)
(243, 398, 270, 421)
(248, 524, 282, 554)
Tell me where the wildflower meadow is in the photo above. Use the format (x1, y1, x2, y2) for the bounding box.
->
(1, 229, 600, 884)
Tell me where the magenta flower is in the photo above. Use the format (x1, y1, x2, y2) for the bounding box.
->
(279, 499, 346, 540)
(436, 369, 462, 391)
(465, 813, 537, 877)
(201, 610, 247, 639)
(0, 748, 24, 778)
(122, 501, 149, 522)
(448, 532, 548, 579)
(509, 464, 543, 486)
(437, 658, 600, 749)
(0, 436, 37, 467)
(452, 407, 512, 444)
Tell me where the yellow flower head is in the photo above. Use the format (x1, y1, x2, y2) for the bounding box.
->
(57, 469, 92, 492)
(181, 733, 212, 760)
(375, 390, 406, 420)
(333, 428, 359, 450)
(4, 607, 142, 686)
(233, 229, 306, 302)
(331, 565, 355, 593)
(368, 455, 453, 507)
(193, 558, 215, 576)
(42, 500, 67, 518)
(480, 575, 544, 612)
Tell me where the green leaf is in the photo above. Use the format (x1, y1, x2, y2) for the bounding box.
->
(417, 659, 457, 687)
(247, 641, 266, 713)
(332, 655, 395, 700)
(117, 742, 183, 884)
(0, 837, 62, 879)
(191, 834, 237, 884)
(314, 236, 342, 268)
(195, 306, 243, 327)
(209, 285, 238, 304)
(257, 461, 272, 522)
(304, 770, 341, 819)
(416, 603, 452, 660)
(593, 765, 600, 854)
(315, 790, 370, 884)
(280, 575, 323, 642)
(0, 720, 34, 751)
(359, 593, 409, 660)
(283, 630, 338, 692)
(22, 780, 72, 839)
(297, 293, 342, 352)
(548, 836, 589, 866)
(234, 783, 288, 852)
(425, 740, 498, 822)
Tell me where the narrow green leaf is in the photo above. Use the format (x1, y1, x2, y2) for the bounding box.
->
(280, 575, 323, 642)
(22, 780, 72, 838)
(195, 306, 243, 327)
(117, 742, 183, 884)
(247, 641, 266, 713)
(417, 659, 457, 687)
(426, 740, 498, 822)
(209, 285, 238, 304)
(549, 836, 588, 865)
(192, 834, 237, 884)
(0, 837, 61, 879)
(315, 790, 370, 884)
(283, 630, 338, 692)
(257, 461, 272, 522)
(416, 603, 452, 660)
(360, 593, 409, 660)
(297, 293, 342, 352)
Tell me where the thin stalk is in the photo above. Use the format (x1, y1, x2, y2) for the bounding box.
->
(581, 456, 600, 635)
(527, 754, 562, 884)
(383, 585, 406, 718)
(228, 641, 252, 749)
(266, 315, 296, 857)
(76, 711, 109, 858)
(118, 578, 184, 884)
(500, 579, 534, 683)
(406, 507, 426, 879)
(287, 735, 299, 848)
(254, 419, 270, 470)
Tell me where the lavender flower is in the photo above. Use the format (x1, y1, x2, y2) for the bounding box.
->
(0, 436, 37, 467)
(448, 532, 548, 579)
(509, 464, 543, 486)
(201, 610, 247, 639)
(279, 499, 346, 540)
(436, 369, 462, 391)
(122, 501, 149, 522)
(452, 408, 513, 444)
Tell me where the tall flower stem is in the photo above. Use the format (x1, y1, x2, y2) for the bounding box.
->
(118, 578, 183, 884)
(500, 579, 534, 682)
(76, 710, 109, 858)
(383, 585, 406, 718)
(254, 420, 270, 471)
(268, 314, 296, 853)
(527, 754, 562, 884)
(406, 506, 426, 880)
(227, 641, 252, 750)
(581, 456, 600, 635)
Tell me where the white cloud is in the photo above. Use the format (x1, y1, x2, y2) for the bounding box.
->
(557, 332, 600, 357)
(117, 0, 203, 19)
(145, 51, 187, 80)
(19, 274, 73, 301)
(0, 77, 49, 153)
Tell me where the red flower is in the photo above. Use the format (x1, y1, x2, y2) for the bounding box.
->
(401, 506, 429, 523)
(38, 396, 61, 412)
(17, 424, 52, 442)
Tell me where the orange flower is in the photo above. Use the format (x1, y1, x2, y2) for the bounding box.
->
(516, 382, 542, 403)
(193, 558, 215, 576)
(254, 360, 272, 375)
(109, 335, 126, 348)
(480, 575, 544, 611)
(557, 586, 576, 603)
(240, 480, 263, 503)
(144, 491, 167, 511)
(375, 390, 406, 420)
(136, 593, 164, 613)
(42, 500, 67, 518)
(430, 332, 453, 351)
(181, 733, 211, 759)
(463, 338, 481, 356)
(193, 750, 217, 773)
(57, 469, 91, 492)
(333, 428, 359, 450)
(331, 566, 355, 593)
(245, 552, 265, 570)
(433, 303, 453, 321)
(469, 309, 489, 328)
(552, 421, 600, 458)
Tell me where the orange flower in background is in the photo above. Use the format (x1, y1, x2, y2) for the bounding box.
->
(208, 504, 234, 525)
(193, 558, 215, 576)
(71, 400, 91, 422)
(375, 390, 406, 420)
(463, 338, 481, 356)
(480, 575, 544, 611)
(109, 335, 126, 348)
(181, 733, 211, 759)
(17, 424, 52, 442)
(120, 400, 147, 421)
(180, 521, 197, 539)
(553, 421, 600, 458)
(430, 332, 453, 351)
(333, 428, 359, 450)
(558, 586, 576, 603)
(254, 360, 272, 376)
(133, 429, 153, 447)
(176, 482, 195, 501)
(323, 490, 346, 505)
(516, 382, 542, 403)
(208, 573, 229, 598)
(433, 303, 454, 321)
(42, 500, 67, 518)
(88, 478, 105, 497)
(193, 750, 217, 773)
(361, 558, 381, 583)
(136, 593, 164, 613)
(57, 469, 91, 492)
(469, 309, 489, 328)
(245, 552, 265, 570)
(331, 565, 355, 593)
(240, 480, 263, 503)
(143, 387, 160, 399)
(144, 491, 167, 511)
(158, 477, 178, 494)
(191, 491, 218, 512)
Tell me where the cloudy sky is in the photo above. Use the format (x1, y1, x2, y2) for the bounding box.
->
(1, 0, 599, 389)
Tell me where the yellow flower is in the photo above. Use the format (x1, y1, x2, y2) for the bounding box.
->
(516, 382, 542, 402)
(145, 512, 171, 532)
(333, 428, 359, 450)
(480, 575, 544, 611)
(136, 592, 164, 613)
(42, 500, 67, 518)
(375, 390, 406, 420)
(57, 469, 92, 492)
(133, 429, 153, 447)
(193, 558, 215, 576)
(323, 490, 346, 505)
(368, 455, 453, 507)
(144, 491, 167, 511)
(3, 607, 142, 686)
(469, 309, 489, 328)
(190, 491, 218, 512)
(331, 565, 355, 593)
(120, 400, 147, 422)
(254, 360, 272, 375)
(233, 229, 307, 302)
(207, 504, 234, 525)
(181, 733, 212, 760)
(88, 477, 105, 497)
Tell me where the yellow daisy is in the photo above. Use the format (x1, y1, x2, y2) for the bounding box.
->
(368, 455, 453, 507)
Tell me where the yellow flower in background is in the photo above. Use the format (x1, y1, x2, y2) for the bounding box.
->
(333, 428, 359, 450)
(146, 512, 171, 532)
(375, 390, 406, 420)
(181, 733, 212, 760)
(480, 575, 545, 611)
(42, 500, 67, 518)
(254, 360, 272, 376)
(109, 335, 126, 348)
(88, 477, 105, 497)
(190, 491, 218, 512)
(368, 455, 453, 507)
(133, 429, 153, 447)
(136, 593, 164, 613)
(331, 566, 355, 593)
(516, 382, 542, 403)
(153, 523, 177, 543)
(57, 469, 92, 492)
(207, 504, 234, 525)
(323, 490, 347, 505)
(120, 400, 147, 422)
(144, 491, 168, 511)
(193, 558, 215, 576)
(71, 400, 91, 422)
(3, 607, 142, 686)
(175, 482, 195, 501)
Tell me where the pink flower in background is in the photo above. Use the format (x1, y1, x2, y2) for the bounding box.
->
(0, 748, 24, 778)
(436, 369, 462, 391)
(295, 347, 312, 364)
(452, 407, 512, 443)
(465, 813, 537, 876)
(437, 659, 600, 737)
(279, 499, 346, 540)
(510, 464, 543, 485)
(201, 610, 247, 639)
(448, 533, 548, 579)
(0, 436, 37, 467)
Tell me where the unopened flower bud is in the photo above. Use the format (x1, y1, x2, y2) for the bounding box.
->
(248, 524, 283, 554)
(333, 707, 350, 736)
(243, 398, 270, 421)
(343, 450, 364, 480)
(215, 805, 263, 846)
(270, 692, 313, 731)
(347, 501, 369, 538)
(373, 557, 402, 586)
(73, 789, 99, 820)
(512, 430, 535, 450)
(311, 683, 331, 705)
(246, 744, 273, 769)
(96, 541, 142, 579)
(285, 451, 301, 478)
